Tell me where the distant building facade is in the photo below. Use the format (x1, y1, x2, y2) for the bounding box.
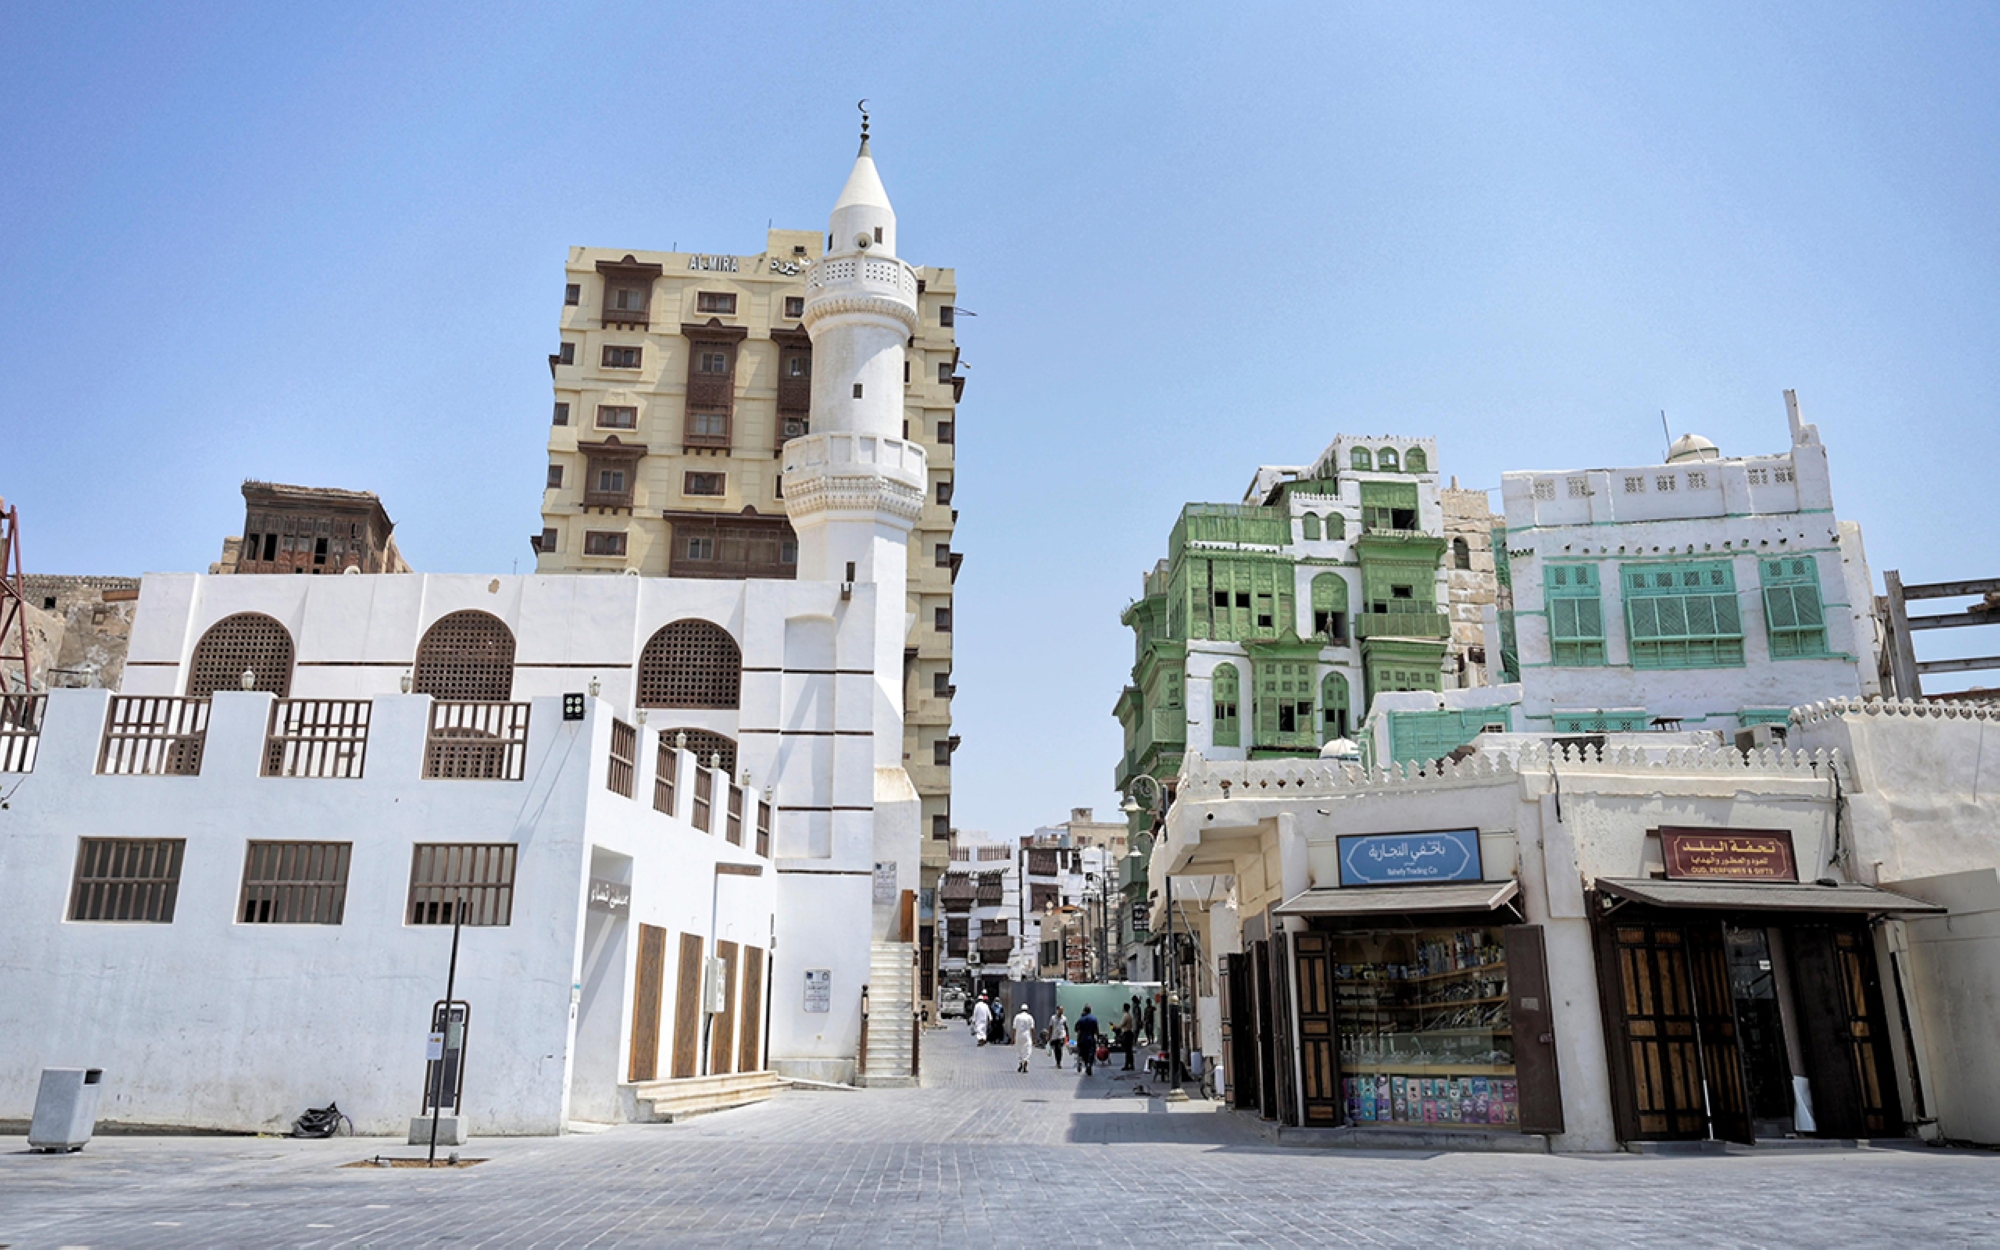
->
(212, 481, 410, 576)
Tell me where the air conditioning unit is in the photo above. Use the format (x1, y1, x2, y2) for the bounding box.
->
(1735, 722, 1788, 753)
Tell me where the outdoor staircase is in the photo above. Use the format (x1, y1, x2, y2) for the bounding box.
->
(860, 940, 919, 1088)
(625, 1071, 788, 1123)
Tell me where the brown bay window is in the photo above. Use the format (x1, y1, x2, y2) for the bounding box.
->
(578, 437, 643, 509)
(597, 257, 661, 327)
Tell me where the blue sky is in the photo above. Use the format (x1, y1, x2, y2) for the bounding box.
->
(5, 3, 1998, 836)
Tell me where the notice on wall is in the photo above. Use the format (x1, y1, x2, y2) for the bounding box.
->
(803, 969, 831, 1013)
(1659, 828, 1797, 881)
(872, 861, 897, 905)
(586, 877, 630, 914)
(1336, 829, 1484, 887)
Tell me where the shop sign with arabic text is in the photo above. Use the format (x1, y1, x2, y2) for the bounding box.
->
(1660, 828, 1797, 881)
(1336, 829, 1483, 887)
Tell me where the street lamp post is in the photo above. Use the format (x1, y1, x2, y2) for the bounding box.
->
(1121, 774, 1185, 1100)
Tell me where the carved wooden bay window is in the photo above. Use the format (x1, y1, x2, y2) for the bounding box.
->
(578, 436, 643, 511)
(597, 257, 661, 327)
(683, 320, 747, 450)
(666, 511, 798, 580)
(773, 327, 812, 451)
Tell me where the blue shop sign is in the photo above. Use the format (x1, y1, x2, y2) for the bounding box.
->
(1337, 829, 1483, 887)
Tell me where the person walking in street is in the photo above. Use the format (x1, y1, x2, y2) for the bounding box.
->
(1116, 1005, 1137, 1071)
(1011, 1003, 1037, 1074)
(1046, 1006, 1069, 1069)
(970, 995, 992, 1046)
(1075, 1005, 1102, 1076)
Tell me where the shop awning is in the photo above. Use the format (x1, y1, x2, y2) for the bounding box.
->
(1596, 878, 1946, 914)
(1274, 879, 1519, 917)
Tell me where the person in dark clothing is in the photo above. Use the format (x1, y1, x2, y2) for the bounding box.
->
(1116, 1006, 1137, 1070)
(1074, 1006, 1102, 1076)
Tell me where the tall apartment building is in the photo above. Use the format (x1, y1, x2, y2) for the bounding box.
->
(531, 220, 966, 988)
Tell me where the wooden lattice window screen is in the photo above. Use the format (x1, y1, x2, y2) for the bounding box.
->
(186, 612, 294, 698)
(637, 619, 741, 709)
(653, 738, 678, 814)
(661, 729, 736, 776)
(608, 718, 636, 798)
(422, 701, 530, 781)
(756, 796, 771, 858)
(239, 841, 351, 924)
(407, 842, 517, 926)
(98, 696, 211, 776)
(726, 782, 744, 846)
(263, 699, 371, 778)
(69, 837, 186, 922)
(0, 693, 45, 773)
(413, 611, 516, 702)
(693, 768, 713, 832)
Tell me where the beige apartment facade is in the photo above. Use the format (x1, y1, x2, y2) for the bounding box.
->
(533, 229, 964, 1003)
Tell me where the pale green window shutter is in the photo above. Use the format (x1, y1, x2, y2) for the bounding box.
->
(1761, 557, 1829, 658)
(1212, 664, 1241, 747)
(1546, 563, 1606, 666)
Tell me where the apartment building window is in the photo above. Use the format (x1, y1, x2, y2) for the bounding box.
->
(557, 342, 576, 365)
(68, 837, 185, 922)
(595, 467, 627, 494)
(239, 841, 351, 924)
(937, 479, 953, 505)
(688, 412, 729, 443)
(684, 472, 725, 497)
(1623, 562, 1743, 668)
(546, 465, 564, 489)
(602, 345, 641, 369)
(539, 527, 558, 554)
(596, 405, 637, 429)
(932, 814, 950, 840)
(784, 296, 804, 318)
(407, 843, 517, 926)
(697, 350, 729, 374)
(904, 361, 910, 384)
(1545, 564, 1606, 666)
(685, 536, 714, 560)
(552, 401, 570, 426)
(1212, 662, 1241, 748)
(696, 291, 737, 314)
(937, 421, 954, 444)
(564, 283, 580, 305)
(784, 353, 811, 378)
(940, 305, 954, 327)
(933, 739, 952, 766)
(1761, 557, 1830, 659)
(934, 606, 952, 632)
(935, 544, 952, 567)
(933, 670, 952, 696)
(583, 531, 628, 557)
(605, 278, 651, 317)
(780, 539, 797, 565)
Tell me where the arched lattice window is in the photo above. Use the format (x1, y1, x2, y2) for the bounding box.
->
(1211, 663, 1241, 749)
(1405, 448, 1428, 474)
(663, 728, 736, 774)
(638, 619, 741, 709)
(1452, 537, 1472, 571)
(1377, 447, 1399, 472)
(1350, 448, 1372, 471)
(1324, 513, 1346, 539)
(1300, 513, 1321, 541)
(414, 610, 516, 701)
(1322, 672, 1351, 742)
(187, 613, 294, 697)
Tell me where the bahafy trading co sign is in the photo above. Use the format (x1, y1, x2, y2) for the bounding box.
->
(1336, 829, 1484, 887)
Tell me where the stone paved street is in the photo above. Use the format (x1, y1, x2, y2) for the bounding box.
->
(3, 1026, 1998, 1248)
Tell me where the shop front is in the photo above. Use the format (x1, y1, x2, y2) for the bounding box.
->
(1590, 827, 1943, 1144)
(1274, 828, 1566, 1137)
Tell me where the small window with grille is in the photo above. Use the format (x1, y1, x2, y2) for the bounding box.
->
(784, 296, 804, 318)
(602, 345, 641, 368)
(68, 838, 185, 922)
(407, 843, 517, 926)
(684, 472, 724, 496)
(240, 841, 350, 924)
(596, 405, 637, 429)
(564, 283, 580, 305)
(696, 291, 737, 314)
(553, 402, 570, 426)
(584, 531, 628, 557)
(697, 350, 729, 374)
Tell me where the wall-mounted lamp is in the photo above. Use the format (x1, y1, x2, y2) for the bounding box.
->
(239, 667, 256, 691)
(588, 676, 601, 698)
(675, 731, 688, 749)
(400, 671, 413, 694)
(635, 708, 648, 727)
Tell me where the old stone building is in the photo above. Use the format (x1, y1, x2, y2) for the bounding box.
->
(211, 481, 411, 575)
(19, 576, 138, 691)
(1442, 479, 1497, 690)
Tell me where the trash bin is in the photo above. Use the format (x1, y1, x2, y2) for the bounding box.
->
(28, 1068, 104, 1153)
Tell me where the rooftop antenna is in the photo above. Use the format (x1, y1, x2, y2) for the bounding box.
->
(857, 98, 870, 150)
(1660, 410, 1672, 461)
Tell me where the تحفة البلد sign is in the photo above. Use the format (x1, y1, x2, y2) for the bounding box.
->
(1659, 827, 1798, 881)
(1336, 829, 1483, 887)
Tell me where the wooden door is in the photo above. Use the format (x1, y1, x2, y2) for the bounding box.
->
(1250, 941, 1278, 1117)
(711, 940, 740, 1075)
(1596, 917, 1711, 1141)
(1686, 921, 1753, 1144)
(1223, 954, 1259, 1111)
(739, 945, 766, 1072)
(1290, 931, 1341, 1125)
(1503, 924, 1565, 1135)
(671, 932, 703, 1079)
(1790, 925, 1902, 1138)
(628, 925, 667, 1082)
(1271, 929, 1301, 1127)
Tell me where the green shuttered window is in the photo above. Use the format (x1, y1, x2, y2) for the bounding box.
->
(1761, 557, 1829, 659)
(1212, 664, 1241, 747)
(1545, 563, 1605, 666)
(1622, 562, 1744, 669)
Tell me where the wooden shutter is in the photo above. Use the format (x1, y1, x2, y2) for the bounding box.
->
(739, 945, 766, 1072)
(1503, 924, 1565, 1135)
(1250, 941, 1278, 1118)
(1686, 921, 1753, 1144)
(1290, 931, 1341, 1125)
(711, 940, 739, 1075)
(1271, 929, 1301, 1127)
(1224, 953, 1260, 1112)
(1789, 925, 1901, 1138)
(629, 925, 667, 1082)
(671, 932, 704, 1079)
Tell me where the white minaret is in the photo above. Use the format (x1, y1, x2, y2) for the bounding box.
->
(783, 118, 927, 772)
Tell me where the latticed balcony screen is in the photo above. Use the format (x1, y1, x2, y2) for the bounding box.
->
(0, 693, 45, 773)
(263, 699, 370, 778)
(407, 842, 517, 926)
(638, 619, 741, 708)
(607, 718, 636, 797)
(422, 701, 530, 780)
(98, 696, 210, 776)
(653, 739, 678, 814)
(240, 840, 351, 924)
(68, 837, 186, 922)
(413, 610, 516, 701)
(186, 612, 294, 697)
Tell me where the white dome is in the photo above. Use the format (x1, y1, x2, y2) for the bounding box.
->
(1319, 737, 1362, 760)
(1666, 433, 1720, 463)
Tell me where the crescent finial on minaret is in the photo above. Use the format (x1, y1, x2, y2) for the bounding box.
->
(857, 98, 871, 153)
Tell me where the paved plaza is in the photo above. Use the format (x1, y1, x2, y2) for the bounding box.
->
(3, 1027, 1997, 1247)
